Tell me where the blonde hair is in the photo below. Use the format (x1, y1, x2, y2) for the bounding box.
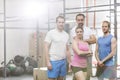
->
(102, 21, 110, 28)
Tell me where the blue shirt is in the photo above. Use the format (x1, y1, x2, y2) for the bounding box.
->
(98, 34, 114, 66)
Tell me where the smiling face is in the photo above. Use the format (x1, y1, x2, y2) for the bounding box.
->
(56, 17, 65, 31)
(76, 14, 85, 27)
(75, 27, 83, 39)
(102, 21, 110, 34)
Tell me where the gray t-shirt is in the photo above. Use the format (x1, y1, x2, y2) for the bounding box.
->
(45, 29, 69, 61)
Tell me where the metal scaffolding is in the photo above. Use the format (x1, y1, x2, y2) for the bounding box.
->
(0, 0, 120, 79)
(63, 0, 119, 79)
(3, 0, 7, 78)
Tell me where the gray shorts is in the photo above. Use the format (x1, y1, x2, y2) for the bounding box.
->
(96, 65, 116, 79)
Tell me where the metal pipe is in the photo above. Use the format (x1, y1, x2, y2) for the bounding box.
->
(63, 0, 66, 20)
(109, 0, 111, 24)
(114, 0, 117, 79)
(3, 0, 7, 78)
(82, 0, 84, 11)
(93, 0, 96, 29)
(48, 3, 50, 31)
(86, 0, 88, 27)
(36, 19, 39, 67)
(65, 4, 115, 10)
(114, 1, 117, 39)
(65, 9, 114, 14)
(117, 3, 120, 6)
(0, 20, 26, 22)
(0, 27, 54, 30)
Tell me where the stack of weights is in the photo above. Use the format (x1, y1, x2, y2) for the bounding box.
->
(12, 67, 24, 76)
(0, 67, 10, 77)
(25, 57, 38, 74)
(12, 55, 25, 76)
(0, 61, 11, 77)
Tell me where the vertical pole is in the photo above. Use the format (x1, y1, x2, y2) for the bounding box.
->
(63, 1, 66, 80)
(114, 0, 117, 79)
(114, 0, 117, 39)
(3, 0, 7, 78)
(109, 0, 111, 23)
(86, 0, 88, 27)
(93, 0, 96, 29)
(63, 0, 66, 21)
(82, 0, 84, 11)
(48, 2, 50, 31)
(36, 19, 39, 67)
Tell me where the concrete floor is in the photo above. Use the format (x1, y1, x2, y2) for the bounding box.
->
(66, 74, 98, 80)
(0, 75, 119, 80)
(0, 75, 100, 80)
(0, 75, 33, 80)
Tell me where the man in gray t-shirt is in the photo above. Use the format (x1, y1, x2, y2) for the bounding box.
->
(44, 16, 71, 80)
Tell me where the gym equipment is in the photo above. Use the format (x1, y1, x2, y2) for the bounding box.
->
(26, 57, 37, 68)
(14, 55, 26, 70)
(14, 55, 24, 63)
(0, 67, 10, 77)
(25, 57, 37, 74)
(8, 64, 16, 72)
(11, 67, 24, 76)
(25, 66, 33, 74)
(0, 60, 14, 77)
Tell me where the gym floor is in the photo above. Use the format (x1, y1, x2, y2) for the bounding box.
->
(0, 75, 120, 80)
(0, 75, 114, 80)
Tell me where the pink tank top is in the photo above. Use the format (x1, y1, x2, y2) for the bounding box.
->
(71, 42, 89, 68)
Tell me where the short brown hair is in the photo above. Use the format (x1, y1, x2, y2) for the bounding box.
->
(76, 13, 85, 20)
(56, 16, 65, 22)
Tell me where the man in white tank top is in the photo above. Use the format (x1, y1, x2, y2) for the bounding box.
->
(70, 13, 96, 80)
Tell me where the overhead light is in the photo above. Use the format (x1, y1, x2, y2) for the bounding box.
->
(22, 0, 48, 18)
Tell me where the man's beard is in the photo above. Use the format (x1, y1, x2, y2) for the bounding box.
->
(78, 23, 83, 27)
(104, 30, 109, 34)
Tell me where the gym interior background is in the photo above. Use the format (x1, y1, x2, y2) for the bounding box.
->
(0, 0, 120, 80)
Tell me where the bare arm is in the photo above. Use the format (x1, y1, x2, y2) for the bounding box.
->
(101, 37, 117, 63)
(66, 45, 71, 64)
(95, 42, 100, 62)
(44, 42, 50, 63)
(44, 41, 52, 70)
(84, 34, 96, 44)
(72, 40, 91, 56)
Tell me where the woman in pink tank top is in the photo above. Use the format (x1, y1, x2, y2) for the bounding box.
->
(70, 26, 92, 80)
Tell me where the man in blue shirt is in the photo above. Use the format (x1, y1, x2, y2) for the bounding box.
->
(95, 21, 117, 80)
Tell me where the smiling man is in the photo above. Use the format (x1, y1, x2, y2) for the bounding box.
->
(44, 16, 71, 80)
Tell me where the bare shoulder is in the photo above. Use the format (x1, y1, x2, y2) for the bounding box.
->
(72, 38, 78, 44)
(111, 37, 117, 43)
(111, 37, 116, 41)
